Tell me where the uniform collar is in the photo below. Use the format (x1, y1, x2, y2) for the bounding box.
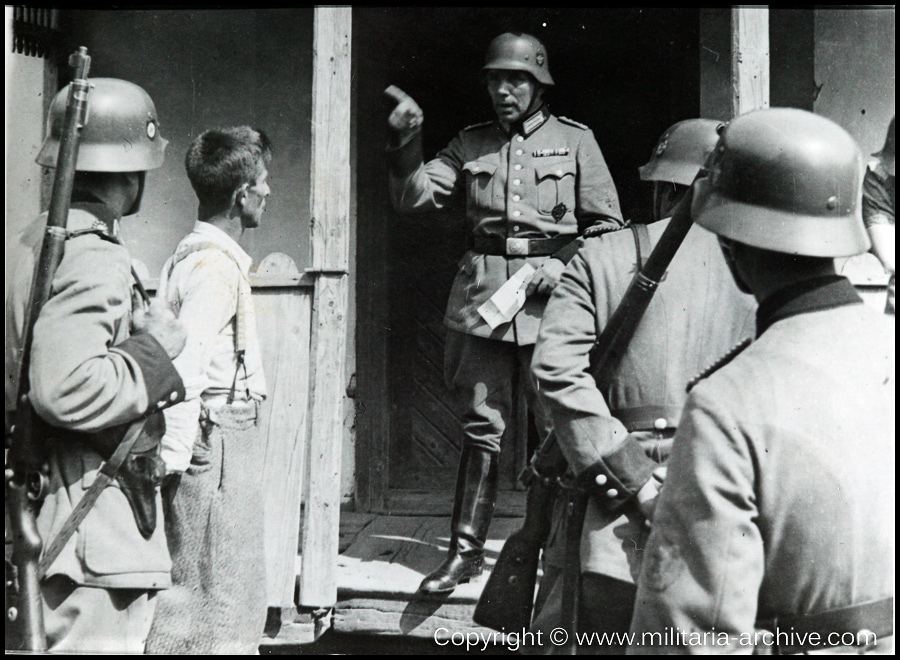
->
(756, 275, 862, 337)
(190, 220, 254, 277)
(512, 104, 550, 138)
(70, 191, 120, 237)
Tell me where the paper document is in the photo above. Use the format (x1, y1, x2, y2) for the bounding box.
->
(477, 263, 536, 330)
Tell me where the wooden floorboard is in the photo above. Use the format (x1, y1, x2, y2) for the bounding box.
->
(332, 515, 529, 639)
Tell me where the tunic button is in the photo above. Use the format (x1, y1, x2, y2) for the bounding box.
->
(516, 135, 524, 142)
(607, 489, 619, 498)
(170, 391, 179, 401)
(157, 400, 166, 409)
(516, 149, 524, 156)
(473, 165, 480, 172)
(556, 169, 563, 176)
(513, 225, 520, 231)
(514, 164, 522, 171)
(595, 474, 608, 486)
(513, 195, 521, 202)
(512, 211, 521, 218)
(513, 179, 521, 186)
(654, 418, 667, 431)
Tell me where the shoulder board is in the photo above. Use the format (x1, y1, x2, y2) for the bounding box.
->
(686, 337, 753, 393)
(558, 116, 588, 130)
(462, 120, 494, 132)
(583, 223, 626, 239)
(66, 227, 120, 245)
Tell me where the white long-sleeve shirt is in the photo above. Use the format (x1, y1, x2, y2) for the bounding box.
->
(158, 221, 267, 472)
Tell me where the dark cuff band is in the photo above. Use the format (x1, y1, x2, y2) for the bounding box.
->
(115, 333, 185, 414)
(574, 438, 657, 512)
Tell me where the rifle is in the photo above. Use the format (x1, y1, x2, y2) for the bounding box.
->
(5, 47, 92, 652)
(473, 172, 705, 634)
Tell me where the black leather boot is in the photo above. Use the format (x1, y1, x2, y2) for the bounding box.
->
(419, 446, 498, 594)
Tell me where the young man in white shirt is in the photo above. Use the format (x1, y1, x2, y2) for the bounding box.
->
(146, 127, 271, 654)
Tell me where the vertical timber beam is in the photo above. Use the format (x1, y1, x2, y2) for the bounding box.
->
(301, 6, 352, 608)
(731, 7, 770, 116)
(700, 7, 770, 120)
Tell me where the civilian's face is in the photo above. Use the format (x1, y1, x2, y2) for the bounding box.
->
(241, 163, 270, 229)
(486, 70, 540, 126)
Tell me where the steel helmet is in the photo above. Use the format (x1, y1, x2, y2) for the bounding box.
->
(692, 108, 870, 257)
(36, 78, 167, 172)
(483, 32, 554, 86)
(639, 119, 723, 186)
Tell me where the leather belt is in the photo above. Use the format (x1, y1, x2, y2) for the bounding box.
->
(470, 235, 572, 257)
(612, 405, 682, 433)
(756, 597, 893, 654)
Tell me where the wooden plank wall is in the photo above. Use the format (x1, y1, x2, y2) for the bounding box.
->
(253, 255, 314, 608)
(143, 257, 315, 609)
(300, 6, 353, 608)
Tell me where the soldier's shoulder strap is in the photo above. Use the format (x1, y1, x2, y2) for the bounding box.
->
(558, 116, 589, 130)
(462, 120, 494, 132)
(686, 337, 753, 393)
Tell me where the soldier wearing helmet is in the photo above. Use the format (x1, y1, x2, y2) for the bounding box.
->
(528, 119, 755, 652)
(862, 117, 895, 315)
(386, 31, 623, 595)
(630, 109, 894, 654)
(6, 78, 188, 652)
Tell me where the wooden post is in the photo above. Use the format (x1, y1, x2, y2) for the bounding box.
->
(731, 7, 769, 116)
(300, 6, 352, 608)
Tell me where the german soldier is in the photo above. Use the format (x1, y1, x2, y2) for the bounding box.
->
(386, 32, 623, 594)
(6, 78, 187, 652)
(527, 119, 755, 652)
(629, 109, 894, 654)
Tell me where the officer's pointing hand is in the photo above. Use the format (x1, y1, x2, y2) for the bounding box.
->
(132, 297, 187, 359)
(385, 85, 424, 141)
(526, 258, 566, 297)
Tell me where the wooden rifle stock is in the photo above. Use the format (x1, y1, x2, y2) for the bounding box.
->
(472, 473, 556, 632)
(5, 47, 91, 652)
(473, 175, 705, 633)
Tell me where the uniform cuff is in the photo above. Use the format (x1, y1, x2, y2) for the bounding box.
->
(574, 438, 658, 513)
(386, 130, 424, 176)
(114, 334, 186, 415)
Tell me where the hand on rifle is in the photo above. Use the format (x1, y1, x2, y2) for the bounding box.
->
(385, 85, 424, 147)
(132, 297, 187, 359)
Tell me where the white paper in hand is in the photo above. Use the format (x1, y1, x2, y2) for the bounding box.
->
(477, 263, 536, 330)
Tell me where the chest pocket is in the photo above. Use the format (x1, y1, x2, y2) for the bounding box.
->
(535, 159, 577, 216)
(463, 158, 499, 211)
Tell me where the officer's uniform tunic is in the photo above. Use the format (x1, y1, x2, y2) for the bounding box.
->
(528, 221, 756, 651)
(390, 106, 622, 452)
(5, 201, 186, 653)
(629, 278, 895, 654)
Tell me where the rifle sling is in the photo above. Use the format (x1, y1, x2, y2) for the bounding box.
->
(37, 416, 149, 580)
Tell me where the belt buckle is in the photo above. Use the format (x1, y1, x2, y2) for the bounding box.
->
(506, 237, 529, 256)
